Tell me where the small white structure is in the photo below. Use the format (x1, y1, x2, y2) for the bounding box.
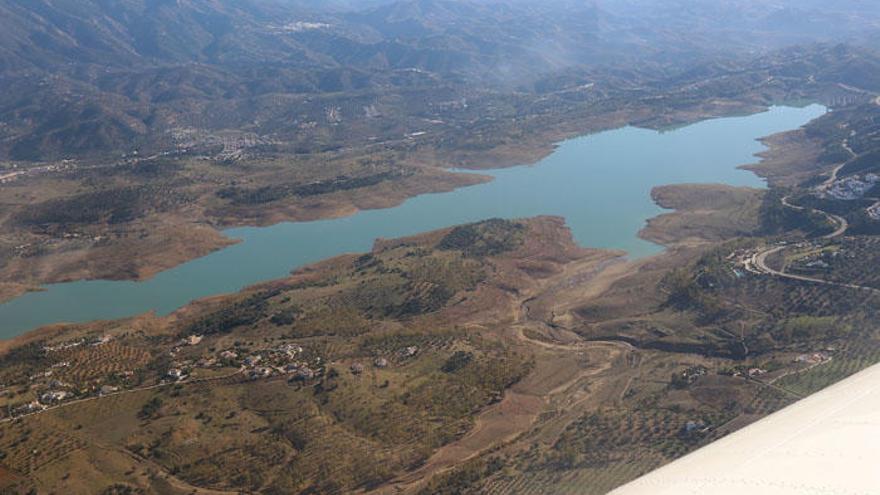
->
(40, 390, 69, 403)
(167, 368, 186, 381)
(279, 343, 303, 358)
(400, 346, 419, 358)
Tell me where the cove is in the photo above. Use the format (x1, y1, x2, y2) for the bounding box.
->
(0, 105, 826, 338)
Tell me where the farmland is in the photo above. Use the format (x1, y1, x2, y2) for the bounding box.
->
(3, 108, 880, 492)
(1, 12, 880, 493)
(0, 217, 613, 494)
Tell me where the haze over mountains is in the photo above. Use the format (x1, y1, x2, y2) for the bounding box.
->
(6, 0, 879, 73)
(1, 0, 879, 161)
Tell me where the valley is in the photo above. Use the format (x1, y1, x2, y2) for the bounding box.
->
(2, 1, 880, 494)
(1, 42, 878, 310)
(2, 95, 880, 493)
(0, 105, 824, 335)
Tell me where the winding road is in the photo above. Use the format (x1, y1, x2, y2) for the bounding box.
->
(748, 106, 880, 293)
(779, 194, 849, 239)
(752, 245, 878, 294)
(754, 190, 878, 294)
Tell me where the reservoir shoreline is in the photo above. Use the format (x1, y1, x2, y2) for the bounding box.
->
(0, 105, 827, 339)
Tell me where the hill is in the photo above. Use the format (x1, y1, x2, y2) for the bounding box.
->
(2, 0, 880, 160)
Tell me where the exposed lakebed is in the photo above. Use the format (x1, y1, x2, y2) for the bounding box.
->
(0, 105, 826, 337)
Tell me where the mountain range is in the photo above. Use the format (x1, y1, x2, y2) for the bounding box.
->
(1, 0, 880, 161)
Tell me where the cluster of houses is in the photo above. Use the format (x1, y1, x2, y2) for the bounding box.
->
(168, 339, 421, 384)
(12, 230, 108, 258)
(818, 173, 880, 201)
(166, 126, 274, 162)
(11, 400, 48, 416)
(218, 133, 265, 161)
(40, 389, 71, 403)
(789, 248, 843, 274)
(727, 247, 762, 276)
(236, 343, 415, 382)
(165, 338, 322, 383)
(7, 375, 111, 419)
(7, 376, 78, 419)
(0, 161, 78, 185)
(42, 334, 113, 353)
(3, 332, 424, 420)
(0, 334, 138, 419)
(673, 365, 708, 388)
(868, 201, 880, 220)
(726, 350, 834, 383)
(0, 335, 123, 418)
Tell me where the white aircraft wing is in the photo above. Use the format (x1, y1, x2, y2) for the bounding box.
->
(610, 362, 880, 494)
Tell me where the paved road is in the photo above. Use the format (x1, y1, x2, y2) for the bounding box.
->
(780, 194, 849, 239)
(752, 234, 879, 294)
(756, 255, 880, 294)
(753, 185, 880, 293)
(824, 212, 850, 239)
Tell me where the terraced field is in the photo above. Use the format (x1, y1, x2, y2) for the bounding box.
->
(52, 342, 153, 384)
(0, 218, 559, 494)
(0, 418, 85, 475)
(2, 111, 880, 494)
(482, 458, 662, 495)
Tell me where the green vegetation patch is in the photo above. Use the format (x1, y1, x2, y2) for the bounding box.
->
(438, 218, 526, 257)
(184, 290, 279, 336)
(14, 185, 194, 228)
(216, 171, 407, 206)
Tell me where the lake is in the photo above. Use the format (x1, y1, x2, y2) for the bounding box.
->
(0, 104, 826, 338)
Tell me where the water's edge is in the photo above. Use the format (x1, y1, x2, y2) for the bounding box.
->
(0, 105, 827, 337)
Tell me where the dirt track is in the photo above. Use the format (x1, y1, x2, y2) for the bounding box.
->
(367, 254, 640, 495)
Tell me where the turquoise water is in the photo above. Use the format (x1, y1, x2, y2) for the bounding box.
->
(0, 105, 826, 337)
